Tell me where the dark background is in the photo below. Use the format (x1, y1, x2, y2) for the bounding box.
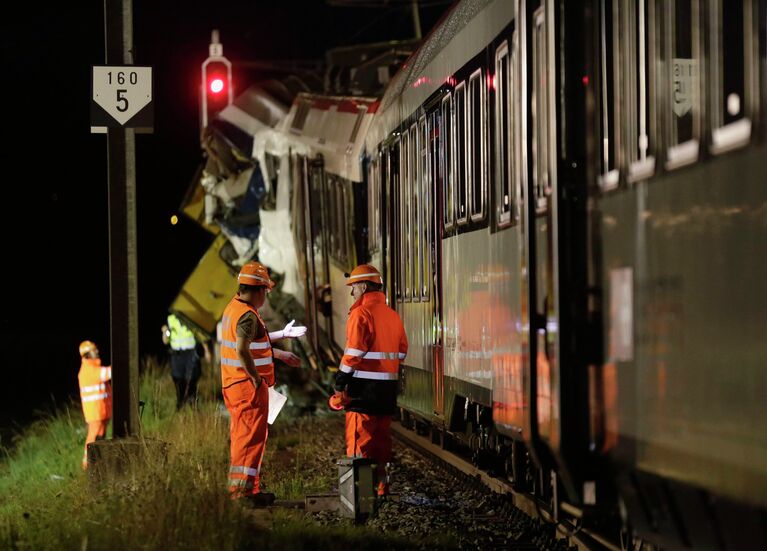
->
(0, 1, 446, 437)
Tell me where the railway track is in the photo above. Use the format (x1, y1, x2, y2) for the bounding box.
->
(391, 421, 622, 551)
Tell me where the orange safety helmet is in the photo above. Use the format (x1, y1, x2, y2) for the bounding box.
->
(344, 263, 383, 286)
(79, 340, 98, 358)
(238, 261, 275, 289)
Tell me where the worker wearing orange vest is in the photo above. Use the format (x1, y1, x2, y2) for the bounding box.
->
(77, 341, 112, 470)
(333, 264, 408, 496)
(220, 261, 305, 506)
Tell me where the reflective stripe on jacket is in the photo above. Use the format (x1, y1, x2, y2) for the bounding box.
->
(220, 296, 274, 388)
(78, 358, 112, 422)
(339, 291, 408, 414)
(168, 313, 196, 351)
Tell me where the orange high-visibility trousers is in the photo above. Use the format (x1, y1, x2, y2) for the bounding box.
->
(345, 412, 392, 492)
(82, 419, 109, 469)
(223, 379, 268, 496)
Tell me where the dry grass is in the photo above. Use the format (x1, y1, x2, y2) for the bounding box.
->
(0, 357, 427, 550)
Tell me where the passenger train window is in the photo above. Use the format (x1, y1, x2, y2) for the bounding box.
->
(619, 0, 657, 182)
(392, 139, 403, 303)
(599, 0, 620, 189)
(338, 180, 348, 265)
(330, 177, 346, 265)
(427, 110, 440, 300)
(420, 116, 430, 300)
(495, 40, 515, 226)
(367, 155, 380, 253)
(469, 69, 487, 222)
(709, 0, 754, 153)
(401, 129, 411, 301)
(532, 8, 551, 210)
(661, 0, 701, 169)
(455, 82, 468, 225)
(341, 182, 353, 268)
(326, 178, 335, 258)
(411, 122, 421, 303)
(349, 106, 367, 145)
(441, 95, 454, 230)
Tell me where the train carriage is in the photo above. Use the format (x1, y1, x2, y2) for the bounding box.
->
(590, 0, 767, 548)
(263, 0, 767, 547)
(363, 0, 595, 506)
(272, 93, 380, 371)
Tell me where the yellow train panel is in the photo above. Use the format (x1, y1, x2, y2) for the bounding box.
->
(170, 233, 237, 336)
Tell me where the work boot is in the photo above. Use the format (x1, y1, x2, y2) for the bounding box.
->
(244, 492, 276, 507)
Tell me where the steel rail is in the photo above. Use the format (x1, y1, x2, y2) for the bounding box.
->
(391, 420, 622, 551)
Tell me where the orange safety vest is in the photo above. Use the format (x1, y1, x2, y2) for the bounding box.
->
(220, 296, 274, 388)
(78, 358, 112, 423)
(338, 291, 407, 415)
(340, 291, 408, 380)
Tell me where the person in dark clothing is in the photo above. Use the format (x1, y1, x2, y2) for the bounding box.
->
(162, 313, 203, 410)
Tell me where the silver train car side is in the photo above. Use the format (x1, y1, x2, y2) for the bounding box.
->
(274, 0, 767, 548)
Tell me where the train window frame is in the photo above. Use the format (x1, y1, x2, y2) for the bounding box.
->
(391, 138, 403, 303)
(290, 99, 311, 134)
(708, 0, 755, 155)
(468, 68, 488, 222)
(495, 41, 512, 227)
(494, 39, 520, 228)
(420, 115, 431, 301)
(367, 155, 380, 253)
(619, 0, 658, 183)
(441, 94, 455, 231)
(599, 0, 620, 190)
(427, 109, 441, 301)
(532, 7, 551, 211)
(660, 0, 702, 171)
(339, 179, 348, 266)
(411, 121, 421, 303)
(401, 128, 411, 301)
(349, 106, 368, 146)
(342, 181, 354, 269)
(455, 81, 469, 225)
(330, 177, 344, 265)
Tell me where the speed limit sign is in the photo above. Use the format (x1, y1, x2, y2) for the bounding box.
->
(91, 65, 153, 133)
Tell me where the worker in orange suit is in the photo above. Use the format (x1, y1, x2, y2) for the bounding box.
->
(332, 264, 408, 496)
(219, 261, 305, 506)
(77, 340, 112, 470)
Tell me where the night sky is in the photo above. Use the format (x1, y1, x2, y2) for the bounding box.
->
(0, 2, 445, 433)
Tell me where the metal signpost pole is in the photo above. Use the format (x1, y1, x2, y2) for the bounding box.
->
(104, 0, 140, 437)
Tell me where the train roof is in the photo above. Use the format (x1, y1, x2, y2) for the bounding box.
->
(365, 0, 514, 150)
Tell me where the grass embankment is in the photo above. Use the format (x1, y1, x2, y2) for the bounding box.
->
(0, 359, 416, 550)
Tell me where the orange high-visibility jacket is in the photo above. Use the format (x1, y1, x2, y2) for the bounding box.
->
(78, 358, 112, 423)
(337, 291, 408, 414)
(220, 296, 274, 388)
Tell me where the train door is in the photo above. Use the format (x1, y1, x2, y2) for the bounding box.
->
(522, 0, 590, 502)
(521, 0, 560, 477)
(430, 105, 446, 417)
(383, 139, 400, 308)
(302, 155, 335, 362)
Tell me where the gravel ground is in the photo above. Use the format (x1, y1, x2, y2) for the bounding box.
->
(296, 417, 575, 551)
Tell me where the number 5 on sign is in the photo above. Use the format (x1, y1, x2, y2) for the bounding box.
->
(91, 65, 153, 133)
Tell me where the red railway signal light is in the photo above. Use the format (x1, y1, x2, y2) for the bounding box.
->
(209, 77, 225, 94)
(200, 30, 232, 129)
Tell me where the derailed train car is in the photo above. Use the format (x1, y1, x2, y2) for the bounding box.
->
(268, 93, 380, 374)
(267, 0, 767, 548)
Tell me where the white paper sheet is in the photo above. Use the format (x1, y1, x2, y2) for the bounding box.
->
(267, 386, 288, 425)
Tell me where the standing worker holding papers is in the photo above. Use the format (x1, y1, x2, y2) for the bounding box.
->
(219, 261, 305, 506)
